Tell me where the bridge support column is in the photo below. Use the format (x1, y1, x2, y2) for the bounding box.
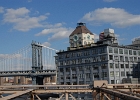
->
(65, 93, 68, 100)
(31, 41, 44, 85)
(14, 76, 19, 85)
(20, 76, 28, 85)
(50, 76, 56, 83)
(0, 77, 4, 85)
(44, 77, 50, 84)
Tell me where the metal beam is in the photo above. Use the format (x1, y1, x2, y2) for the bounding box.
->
(69, 94, 77, 100)
(65, 93, 68, 100)
(98, 88, 140, 100)
(58, 94, 64, 100)
(1, 89, 33, 100)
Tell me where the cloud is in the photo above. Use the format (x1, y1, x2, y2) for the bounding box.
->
(0, 7, 4, 13)
(132, 36, 140, 42)
(27, 0, 32, 2)
(114, 34, 126, 45)
(35, 23, 74, 41)
(3, 7, 48, 31)
(42, 42, 51, 47)
(80, 7, 140, 27)
(103, 0, 117, 2)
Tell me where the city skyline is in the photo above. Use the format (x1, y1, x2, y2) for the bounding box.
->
(0, 0, 140, 54)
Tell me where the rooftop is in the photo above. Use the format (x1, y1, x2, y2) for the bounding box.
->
(69, 22, 93, 36)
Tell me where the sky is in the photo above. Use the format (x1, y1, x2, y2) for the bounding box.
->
(1, 0, 140, 54)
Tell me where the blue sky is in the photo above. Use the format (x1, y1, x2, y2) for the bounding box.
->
(0, 0, 140, 54)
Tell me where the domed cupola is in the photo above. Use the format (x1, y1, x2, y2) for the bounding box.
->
(69, 22, 94, 48)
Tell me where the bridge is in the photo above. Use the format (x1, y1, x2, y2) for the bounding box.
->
(0, 82, 140, 100)
(0, 41, 58, 85)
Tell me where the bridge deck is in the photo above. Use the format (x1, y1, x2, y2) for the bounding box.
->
(33, 89, 92, 93)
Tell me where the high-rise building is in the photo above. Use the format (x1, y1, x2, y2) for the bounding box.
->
(55, 23, 140, 99)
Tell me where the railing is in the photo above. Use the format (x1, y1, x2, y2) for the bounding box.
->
(0, 70, 56, 77)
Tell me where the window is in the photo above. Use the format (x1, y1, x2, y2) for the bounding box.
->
(92, 49, 97, 54)
(86, 66, 90, 70)
(66, 75, 70, 79)
(120, 56, 124, 61)
(138, 57, 140, 61)
(120, 64, 124, 68)
(110, 71, 114, 77)
(79, 74, 84, 78)
(111, 80, 114, 84)
(119, 49, 123, 54)
(100, 48, 106, 53)
(138, 51, 140, 56)
(66, 53, 70, 58)
(125, 64, 129, 68)
(130, 57, 133, 61)
(102, 72, 107, 77)
(77, 52, 82, 57)
(61, 76, 64, 79)
(86, 81, 90, 84)
(101, 64, 107, 69)
(115, 64, 119, 68)
(72, 74, 77, 79)
(60, 82, 64, 85)
(60, 68, 63, 72)
(110, 63, 113, 68)
(124, 49, 128, 54)
(125, 56, 128, 61)
(114, 48, 118, 54)
(66, 82, 70, 85)
(109, 47, 113, 53)
(134, 57, 137, 62)
(129, 50, 132, 55)
(100, 55, 106, 61)
(133, 51, 137, 55)
(126, 71, 129, 76)
(71, 67, 76, 71)
(116, 80, 120, 84)
(86, 73, 90, 78)
(130, 64, 133, 68)
(116, 71, 120, 77)
(79, 81, 84, 85)
(93, 73, 99, 78)
(66, 68, 70, 72)
(109, 55, 113, 60)
(114, 56, 118, 61)
(79, 66, 83, 71)
(121, 72, 125, 76)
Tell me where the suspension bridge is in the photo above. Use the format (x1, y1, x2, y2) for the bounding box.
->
(0, 41, 58, 85)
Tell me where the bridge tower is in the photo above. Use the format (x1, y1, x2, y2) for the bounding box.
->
(31, 41, 44, 85)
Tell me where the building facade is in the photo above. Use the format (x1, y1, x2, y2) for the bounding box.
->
(55, 23, 140, 99)
(56, 43, 140, 84)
